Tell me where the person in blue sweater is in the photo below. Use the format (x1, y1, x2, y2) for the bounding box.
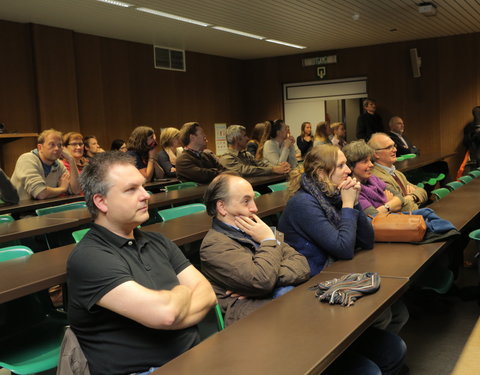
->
(279, 144, 374, 275)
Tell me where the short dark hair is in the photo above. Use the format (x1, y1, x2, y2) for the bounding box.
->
(110, 139, 125, 151)
(203, 172, 240, 217)
(80, 151, 135, 219)
(269, 119, 285, 139)
(179, 122, 201, 147)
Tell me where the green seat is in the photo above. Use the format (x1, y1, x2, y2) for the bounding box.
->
(254, 191, 261, 199)
(35, 201, 86, 216)
(402, 153, 417, 159)
(424, 177, 438, 186)
(435, 173, 446, 182)
(395, 155, 405, 162)
(165, 182, 198, 192)
(431, 188, 450, 200)
(0, 245, 67, 374)
(421, 269, 454, 294)
(214, 303, 225, 331)
(0, 214, 14, 223)
(72, 228, 91, 243)
(268, 182, 288, 192)
(158, 203, 206, 222)
(458, 175, 473, 184)
(0, 215, 20, 247)
(416, 182, 424, 189)
(469, 229, 480, 254)
(468, 170, 480, 178)
(446, 181, 463, 191)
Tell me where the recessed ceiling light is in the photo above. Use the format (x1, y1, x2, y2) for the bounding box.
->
(136, 7, 210, 27)
(96, 0, 133, 7)
(211, 26, 264, 40)
(265, 39, 306, 49)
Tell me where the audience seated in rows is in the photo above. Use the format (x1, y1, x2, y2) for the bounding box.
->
(313, 121, 331, 147)
(330, 122, 347, 149)
(156, 127, 182, 178)
(62, 132, 89, 173)
(110, 139, 127, 152)
(0, 168, 19, 204)
(256, 119, 297, 168)
(83, 135, 104, 160)
(296, 121, 313, 158)
(11, 129, 81, 200)
(343, 140, 406, 216)
(368, 133, 427, 210)
(219, 125, 290, 177)
(67, 152, 216, 375)
(200, 173, 309, 326)
(176, 122, 225, 184)
(246, 122, 266, 157)
(356, 98, 384, 141)
(387, 117, 418, 156)
(126, 126, 164, 182)
(277, 144, 406, 375)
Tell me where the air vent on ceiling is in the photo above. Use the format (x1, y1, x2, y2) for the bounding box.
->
(154, 46, 186, 72)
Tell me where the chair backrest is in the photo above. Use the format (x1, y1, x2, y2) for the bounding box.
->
(158, 203, 206, 222)
(446, 181, 463, 191)
(468, 170, 480, 178)
(395, 155, 406, 162)
(268, 182, 288, 192)
(254, 191, 261, 199)
(469, 229, 480, 241)
(435, 173, 446, 182)
(0, 214, 14, 223)
(36, 201, 86, 216)
(214, 303, 225, 331)
(416, 182, 424, 189)
(165, 182, 198, 192)
(0, 245, 33, 261)
(402, 153, 417, 159)
(458, 175, 473, 184)
(431, 188, 450, 201)
(72, 228, 91, 243)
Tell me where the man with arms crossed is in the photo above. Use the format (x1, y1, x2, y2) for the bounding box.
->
(369, 132, 427, 211)
(67, 152, 216, 375)
(11, 129, 81, 200)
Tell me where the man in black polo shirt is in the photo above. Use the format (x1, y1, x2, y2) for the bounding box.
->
(67, 152, 216, 375)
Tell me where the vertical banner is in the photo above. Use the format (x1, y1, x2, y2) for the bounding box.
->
(215, 123, 228, 155)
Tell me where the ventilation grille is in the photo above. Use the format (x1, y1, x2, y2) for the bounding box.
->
(154, 46, 186, 72)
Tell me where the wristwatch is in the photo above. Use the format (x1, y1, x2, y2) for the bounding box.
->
(384, 203, 391, 212)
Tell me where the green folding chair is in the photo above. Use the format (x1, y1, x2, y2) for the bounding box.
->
(268, 182, 288, 192)
(254, 191, 261, 199)
(158, 203, 206, 222)
(0, 245, 67, 374)
(35, 201, 86, 216)
(402, 153, 417, 159)
(431, 188, 450, 201)
(214, 303, 225, 331)
(416, 182, 424, 189)
(446, 181, 463, 191)
(468, 170, 480, 178)
(0, 214, 14, 223)
(72, 228, 91, 243)
(458, 175, 473, 184)
(165, 182, 198, 192)
(396, 155, 406, 162)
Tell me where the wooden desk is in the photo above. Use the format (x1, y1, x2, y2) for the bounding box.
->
(395, 152, 455, 173)
(152, 273, 408, 375)
(0, 194, 84, 216)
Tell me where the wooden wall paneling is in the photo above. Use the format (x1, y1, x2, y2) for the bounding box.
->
(74, 33, 108, 146)
(32, 24, 80, 132)
(0, 21, 39, 175)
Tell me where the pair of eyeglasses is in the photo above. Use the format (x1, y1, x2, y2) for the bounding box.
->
(375, 144, 396, 151)
(69, 142, 84, 147)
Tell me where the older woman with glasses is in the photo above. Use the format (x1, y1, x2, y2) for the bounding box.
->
(62, 132, 89, 173)
(342, 140, 405, 216)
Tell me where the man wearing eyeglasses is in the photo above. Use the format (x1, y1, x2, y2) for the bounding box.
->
(11, 129, 81, 200)
(368, 132, 427, 211)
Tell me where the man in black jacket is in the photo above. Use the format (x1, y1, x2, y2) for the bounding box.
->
(387, 116, 418, 156)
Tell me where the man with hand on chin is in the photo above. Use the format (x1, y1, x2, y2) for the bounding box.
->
(67, 152, 216, 375)
(200, 173, 310, 326)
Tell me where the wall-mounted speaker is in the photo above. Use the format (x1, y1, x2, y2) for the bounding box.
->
(410, 48, 421, 78)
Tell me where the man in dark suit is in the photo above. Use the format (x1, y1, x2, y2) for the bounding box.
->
(387, 116, 418, 156)
(356, 98, 384, 141)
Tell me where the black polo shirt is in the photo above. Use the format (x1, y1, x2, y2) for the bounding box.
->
(67, 223, 199, 375)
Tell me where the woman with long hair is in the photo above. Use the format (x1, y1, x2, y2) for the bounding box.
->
(246, 122, 266, 157)
(62, 132, 89, 173)
(313, 121, 331, 146)
(330, 122, 347, 149)
(296, 121, 313, 157)
(256, 119, 297, 168)
(126, 126, 164, 181)
(156, 127, 182, 177)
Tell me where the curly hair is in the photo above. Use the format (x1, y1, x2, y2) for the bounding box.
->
(126, 126, 155, 154)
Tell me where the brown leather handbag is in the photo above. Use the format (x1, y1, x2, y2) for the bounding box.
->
(371, 212, 427, 242)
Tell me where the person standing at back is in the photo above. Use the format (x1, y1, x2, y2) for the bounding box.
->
(356, 98, 384, 141)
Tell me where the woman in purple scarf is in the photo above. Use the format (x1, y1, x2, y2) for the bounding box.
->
(343, 140, 405, 216)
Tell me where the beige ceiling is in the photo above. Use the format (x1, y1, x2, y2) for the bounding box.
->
(1, 0, 479, 60)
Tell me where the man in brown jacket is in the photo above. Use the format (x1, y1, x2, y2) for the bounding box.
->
(200, 173, 310, 326)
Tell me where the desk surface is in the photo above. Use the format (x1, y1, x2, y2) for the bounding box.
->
(152, 273, 408, 375)
(0, 194, 84, 216)
(395, 152, 455, 173)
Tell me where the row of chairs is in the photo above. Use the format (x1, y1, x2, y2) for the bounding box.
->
(431, 168, 480, 201)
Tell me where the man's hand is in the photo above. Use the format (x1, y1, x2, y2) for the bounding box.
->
(384, 190, 394, 201)
(406, 184, 417, 194)
(225, 290, 246, 300)
(61, 147, 75, 163)
(234, 214, 275, 243)
(272, 162, 291, 174)
(58, 172, 70, 192)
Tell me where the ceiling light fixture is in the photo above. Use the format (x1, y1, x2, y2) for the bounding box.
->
(96, 0, 133, 7)
(211, 26, 265, 40)
(136, 7, 211, 27)
(265, 39, 306, 49)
